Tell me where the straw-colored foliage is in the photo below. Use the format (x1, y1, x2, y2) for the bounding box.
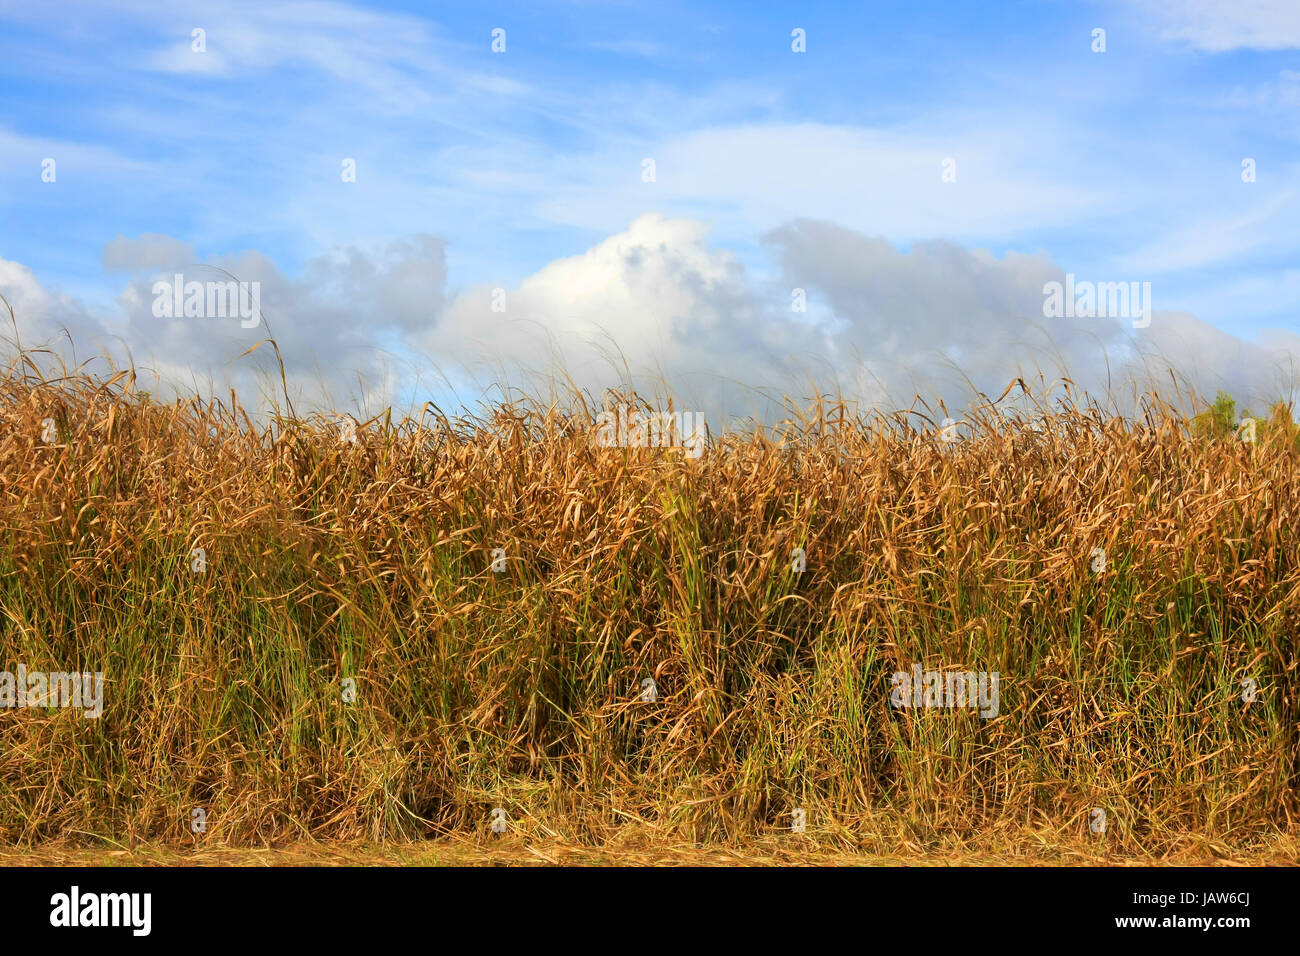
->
(0, 354, 1296, 858)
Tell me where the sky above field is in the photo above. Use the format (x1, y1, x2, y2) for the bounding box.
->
(0, 0, 1297, 420)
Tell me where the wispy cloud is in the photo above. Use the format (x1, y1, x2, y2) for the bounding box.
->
(589, 39, 673, 58)
(1131, 0, 1300, 52)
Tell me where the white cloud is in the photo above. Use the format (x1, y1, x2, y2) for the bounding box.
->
(3, 234, 447, 415)
(1136, 310, 1300, 407)
(528, 122, 1114, 245)
(423, 214, 1300, 417)
(589, 40, 672, 58)
(1116, 188, 1300, 273)
(9, 0, 527, 111)
(4, 218, 1298, 423)
(1133, 0, 1300, 51)
(0, 257, 111, 354)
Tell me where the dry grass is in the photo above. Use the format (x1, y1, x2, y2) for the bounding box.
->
(4, 834, 1296, 867)
(0, 352, 1296, 861)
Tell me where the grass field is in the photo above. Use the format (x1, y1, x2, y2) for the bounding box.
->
(1, 357, 1297, 864)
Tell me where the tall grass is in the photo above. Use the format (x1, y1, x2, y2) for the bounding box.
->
(0, 355, 1295, 855)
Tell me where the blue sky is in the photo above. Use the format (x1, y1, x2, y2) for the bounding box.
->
(0, 0, 1297, 416)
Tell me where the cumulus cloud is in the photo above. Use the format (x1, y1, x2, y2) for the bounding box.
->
(0, 257, 112, 356)
(760, 220, 1131, 407)
(1135, 311, 1300, 410)
(3, 216, 1298, 425)
(4, 234, 447, 415)
(421, 214, 1300, 420)
(419, 215, 806, 416)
